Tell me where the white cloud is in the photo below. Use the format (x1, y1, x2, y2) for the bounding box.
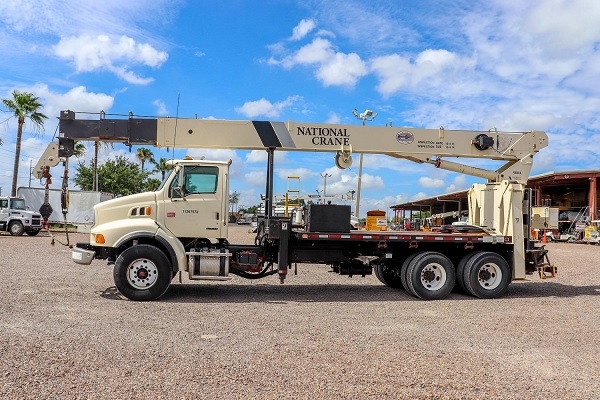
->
(0, 0, 176, 37)
(272, 37, 368, 88)
(277, 168, 314, 181)
(445, 175, 469, 193)
(153, 99, 168, 116)
(326, 112, 341, 124)
(5, 84, 114, 124)
(54, 34, 168, 84)
(246, 150, 267, 163)
(411, 192, 428, 201)
(183, 148, 246, 178)
(418, 176, 445, 189)
(290, 19, 316, 41)
(361, 194, 409, 216)
(235, 96, 302, 118)
(316, 52, 368, 87)
(244, 170, 266, 187)
(370, 49, 476, 97)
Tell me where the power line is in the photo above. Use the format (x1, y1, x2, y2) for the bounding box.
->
(0, 146, 34, 160)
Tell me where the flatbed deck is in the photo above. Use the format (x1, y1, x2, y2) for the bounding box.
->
(292, 229, 513, 244)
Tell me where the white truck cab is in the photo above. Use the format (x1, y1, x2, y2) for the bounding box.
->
(0, 196, 43, 236)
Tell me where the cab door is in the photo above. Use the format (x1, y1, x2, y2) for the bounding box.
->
(162, 165, 226, 238)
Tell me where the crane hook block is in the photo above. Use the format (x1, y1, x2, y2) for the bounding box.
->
(473, 134, 494, 151)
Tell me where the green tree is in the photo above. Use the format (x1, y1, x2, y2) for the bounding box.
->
(91, 141, 114, 191)
(2, 90, 47, 196)
(73, 141, 86, 158)
(136, 147, 155, 172)
(154, 157, 170, 180)
(229, 191, 240, 213)
(73, 155, 151, 197)
(144, 178, 162, 192)
(246, 205, 259, 214)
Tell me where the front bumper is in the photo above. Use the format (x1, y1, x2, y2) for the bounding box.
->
(71, 242, 113, 265)
(72, 246, 95, 265)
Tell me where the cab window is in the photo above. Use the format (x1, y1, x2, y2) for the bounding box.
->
(170, 166, 219, 198)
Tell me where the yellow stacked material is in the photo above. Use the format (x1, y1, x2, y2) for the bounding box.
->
(366, 210, 387, 231)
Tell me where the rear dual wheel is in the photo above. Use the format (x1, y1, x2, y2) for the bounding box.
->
(457, 252, 510, 299)
(374, 261, 403, 288)
(403, 251, 455, 300)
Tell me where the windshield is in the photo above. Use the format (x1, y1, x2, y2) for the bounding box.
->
(11, 198, 26, 210)
(156, 168, 176, 191)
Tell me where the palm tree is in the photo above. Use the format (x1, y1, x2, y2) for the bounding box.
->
(229, 191, 240, 213)
(2, 90, 47, 196)
(91, 140, 114, 191)
(154, 157, 170, 180)
(136, 147, 155, 172)
(73, 141, 86, 158)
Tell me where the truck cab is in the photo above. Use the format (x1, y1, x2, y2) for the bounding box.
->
(0, 196, 43, 236)
(86, 159, 231, 248)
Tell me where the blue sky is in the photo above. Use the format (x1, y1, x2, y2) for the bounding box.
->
(1, 0, 599, 217)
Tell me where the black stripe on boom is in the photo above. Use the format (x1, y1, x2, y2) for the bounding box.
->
(252, 121, 282, 148)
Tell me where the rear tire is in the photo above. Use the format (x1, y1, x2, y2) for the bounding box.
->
(400, 253, 420, 292)
(462, 252, 510, 299)
(405, 252, 455, 300)
(113, 244, 172, 301)
(456, 251, 482, 293)
(8, 221, 24, 236)
(373, 261, 403, 289)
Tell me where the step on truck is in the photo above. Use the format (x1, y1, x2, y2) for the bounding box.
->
(36, 110, 553, 301)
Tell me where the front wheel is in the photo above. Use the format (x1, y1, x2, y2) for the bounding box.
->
(462, 252, 510, 299)
(113, 244, 173, 301)
(8, 221, 24, 236)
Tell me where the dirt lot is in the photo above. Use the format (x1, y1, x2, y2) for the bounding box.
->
(1, 226, 599, 399)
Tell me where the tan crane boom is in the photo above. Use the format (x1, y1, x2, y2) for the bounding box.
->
(46, 110, 547, 184)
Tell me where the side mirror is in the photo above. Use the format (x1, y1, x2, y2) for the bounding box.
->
(171, 186, 186, 200)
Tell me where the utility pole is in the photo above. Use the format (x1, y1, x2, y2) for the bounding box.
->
(29, 160, 32, 187)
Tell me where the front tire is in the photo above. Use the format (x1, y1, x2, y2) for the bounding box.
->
(462, 252, 510, 299)
(113, 244, 172, 301)
(8, 221, 24, 236)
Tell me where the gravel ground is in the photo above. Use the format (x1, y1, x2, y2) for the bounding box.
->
(1, 226, 599, 399)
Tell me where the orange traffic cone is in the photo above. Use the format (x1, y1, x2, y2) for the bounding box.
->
(542, 231, 548, 243)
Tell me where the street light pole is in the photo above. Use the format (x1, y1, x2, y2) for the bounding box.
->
(356, 153, 363, 217)
(352, 109, 377, 219)
(321, 172, 332, 201)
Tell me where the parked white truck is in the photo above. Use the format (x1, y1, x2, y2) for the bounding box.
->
(0, 196, 43, 236)
(36, 110, 553, 301)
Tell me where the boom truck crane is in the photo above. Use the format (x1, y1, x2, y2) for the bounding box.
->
(35, 110, 553, 301)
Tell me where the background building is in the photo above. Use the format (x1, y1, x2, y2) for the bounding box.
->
(391, 170, 600, 229)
